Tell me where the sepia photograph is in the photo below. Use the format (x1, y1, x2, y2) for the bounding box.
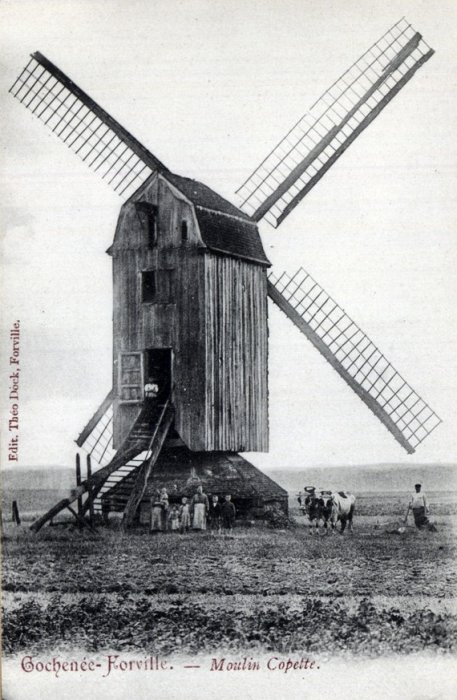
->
(1, 1, 456, 698)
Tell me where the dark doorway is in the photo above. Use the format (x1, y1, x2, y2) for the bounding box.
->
(145, 348, 172, 402)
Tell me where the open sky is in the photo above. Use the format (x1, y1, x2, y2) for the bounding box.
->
(1, 0, 456, 471)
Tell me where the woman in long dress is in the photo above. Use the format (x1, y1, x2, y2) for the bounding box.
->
(191, 485, 209, 530)
(150, 490, 164, 532)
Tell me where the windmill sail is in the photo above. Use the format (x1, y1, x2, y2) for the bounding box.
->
(9, 52, 169, 198)
(237, 18, 434, 227)
(268, 268, 441, 453)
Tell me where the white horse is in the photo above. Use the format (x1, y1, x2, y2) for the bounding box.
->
(327, 491, 356, 533)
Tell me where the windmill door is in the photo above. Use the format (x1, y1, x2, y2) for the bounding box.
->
(118, 352, 144, 403)
(145, 348, 172, 403)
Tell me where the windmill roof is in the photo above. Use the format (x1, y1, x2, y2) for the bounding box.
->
(165, 173, 270, 266)
(166, 172, 251, 220)
(195, 208, 270, 266)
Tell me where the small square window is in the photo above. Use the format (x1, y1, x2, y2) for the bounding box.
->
(141, 269, 174, 304)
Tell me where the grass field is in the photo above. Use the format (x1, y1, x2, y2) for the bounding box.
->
(2, 494, 457, 658)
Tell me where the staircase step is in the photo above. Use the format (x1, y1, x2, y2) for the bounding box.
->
(104, 478, 136, 489)
(105, 486, 136, 494)
(88, 400, 172, 512)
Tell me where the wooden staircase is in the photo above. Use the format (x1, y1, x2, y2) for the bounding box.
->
(30, 396, 174, 532)
(96, 401, 174, 525)
(93, 410, 158, 512)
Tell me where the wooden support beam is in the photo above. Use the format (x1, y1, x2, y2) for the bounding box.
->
(86, 454, 95, 526)
(122, 403, 174, 529)
(12, 500, 21, 526)
(65, 505, 99, 537)
(75, 453, 83, 528)
(30, 441, 145, 532)
(32, 497, 72, 530)
(267, 281, 415, 454)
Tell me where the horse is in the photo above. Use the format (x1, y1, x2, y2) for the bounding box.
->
(323, 491, 356, 533)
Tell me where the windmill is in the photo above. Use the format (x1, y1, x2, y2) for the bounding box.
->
(9, 17, 441, 531)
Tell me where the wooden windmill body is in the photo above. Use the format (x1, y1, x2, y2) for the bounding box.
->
(111, 172, 269, 453)
(10, 19, 442, 531)
(106, 172, 281, 520)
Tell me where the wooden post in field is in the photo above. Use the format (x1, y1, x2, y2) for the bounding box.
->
(12, 500, 21, 526)
(75, 453, 83, 528)
(86, 454, 95, 526)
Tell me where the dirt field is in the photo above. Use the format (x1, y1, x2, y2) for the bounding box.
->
(2, 493, 457, 657)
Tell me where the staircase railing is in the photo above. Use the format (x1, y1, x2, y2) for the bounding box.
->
(30, 401, 169, 532)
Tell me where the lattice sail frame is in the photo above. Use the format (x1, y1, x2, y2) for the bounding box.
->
(9, 52, 168, 199)
(78, 400, 156, 465)
(237, 18, 434, 227)
(78, 402, 117, 468)
(268, 268, 441, 453)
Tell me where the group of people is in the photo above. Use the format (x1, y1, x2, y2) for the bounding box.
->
(150, 485, 236, 533)
(297, 482, 436, 532)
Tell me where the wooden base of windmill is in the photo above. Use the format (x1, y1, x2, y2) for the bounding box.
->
(101, 445, 288, 524)
(30, 403, 287, 533)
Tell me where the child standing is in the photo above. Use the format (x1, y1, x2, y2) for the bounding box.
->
(208, 495, 222, 532)
(168, 504, 180, 532)
(179, 496, 191, 534)
(221, 494, 236, 530)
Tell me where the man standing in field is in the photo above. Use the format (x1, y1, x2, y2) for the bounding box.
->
(406, 483, 434, 530)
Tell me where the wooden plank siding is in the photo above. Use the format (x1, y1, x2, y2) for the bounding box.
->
(111, 173, 269, 453)
(204, 254, 268, 451)
(111, 174, 206, 448)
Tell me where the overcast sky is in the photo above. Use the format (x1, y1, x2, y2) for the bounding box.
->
(1, 0, 456, 472)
